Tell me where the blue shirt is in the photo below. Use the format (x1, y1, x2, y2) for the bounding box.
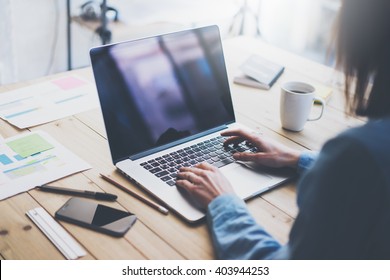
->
(207, 118, 390, 259)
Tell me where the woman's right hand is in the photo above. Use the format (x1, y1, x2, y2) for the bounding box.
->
(221, 128, 301, 169)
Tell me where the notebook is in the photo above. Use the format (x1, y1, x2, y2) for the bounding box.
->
(90, 25, 291, 223)
(234, 54, 284, 90)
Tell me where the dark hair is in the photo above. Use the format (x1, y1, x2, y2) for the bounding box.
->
(337, 0, 390, 118)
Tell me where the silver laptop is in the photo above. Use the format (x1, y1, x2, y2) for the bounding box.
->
(90, 25, 291, 223)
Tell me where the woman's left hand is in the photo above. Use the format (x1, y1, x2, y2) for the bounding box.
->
(176, 162, 235, 209)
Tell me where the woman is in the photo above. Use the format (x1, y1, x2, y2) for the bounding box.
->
(176, 0, 390, 259)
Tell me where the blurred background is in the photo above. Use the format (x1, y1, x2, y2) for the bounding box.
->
(0, 0, 340, 85)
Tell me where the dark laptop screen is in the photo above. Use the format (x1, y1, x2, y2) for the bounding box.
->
(90, 25, 235, 162)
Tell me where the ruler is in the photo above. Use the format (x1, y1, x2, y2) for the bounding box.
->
(26, 207, 86, 260)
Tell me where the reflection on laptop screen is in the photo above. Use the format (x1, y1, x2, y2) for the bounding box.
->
(90, 26, 235, 163)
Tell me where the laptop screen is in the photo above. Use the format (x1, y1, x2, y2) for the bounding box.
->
(90, 25, 235, 163)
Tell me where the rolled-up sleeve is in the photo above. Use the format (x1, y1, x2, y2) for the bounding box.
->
(207, 194, 286, 259)
(297, 151, 318, 174)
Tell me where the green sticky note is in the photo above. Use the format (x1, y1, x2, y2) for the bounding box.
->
(7, 134, 54, 158)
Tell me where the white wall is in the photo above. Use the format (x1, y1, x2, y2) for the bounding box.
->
(259, 0, 339, 62)
(0, 0, 17, 84)
(0, 0, 238, 85)
(0, 0, 97, 84)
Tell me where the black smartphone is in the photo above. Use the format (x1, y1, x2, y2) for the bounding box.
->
(55, 197, 136, 237)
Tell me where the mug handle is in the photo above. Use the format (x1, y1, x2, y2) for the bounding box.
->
(307, 97, 325, 121)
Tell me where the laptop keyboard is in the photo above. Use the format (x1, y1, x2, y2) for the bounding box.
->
(140, 136, 257, 186)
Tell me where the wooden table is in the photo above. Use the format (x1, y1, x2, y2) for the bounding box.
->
(0, 36, 364, 260)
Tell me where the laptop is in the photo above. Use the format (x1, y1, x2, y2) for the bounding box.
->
(90, 25, 290, 223)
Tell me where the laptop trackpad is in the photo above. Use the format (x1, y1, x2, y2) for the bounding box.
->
(221, 163, 273, 199)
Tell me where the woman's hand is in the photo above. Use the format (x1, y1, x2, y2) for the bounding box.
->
(176, 163, 235, 209)
(222, 128, 301, 168)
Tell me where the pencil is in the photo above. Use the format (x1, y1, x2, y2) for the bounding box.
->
(99, 173, 169, 215)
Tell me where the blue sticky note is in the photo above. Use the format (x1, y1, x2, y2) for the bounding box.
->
(14, 154, 24, 161)
(0, 154, 13, 165)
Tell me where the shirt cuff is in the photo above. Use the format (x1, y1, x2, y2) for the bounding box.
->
(297, 151, 319, 174)
(208, 194, 246, 219)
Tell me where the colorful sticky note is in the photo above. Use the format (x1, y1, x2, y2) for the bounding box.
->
(314, 84, 333, 104)
(14, 154, 24, 161)
(0, 154, 13, 165)
(52, 76, 87, 90)
(7, 134, 54, 158)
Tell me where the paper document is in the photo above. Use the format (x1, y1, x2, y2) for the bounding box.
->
(0, 130, 91, 200)
(0, 75, 99, 128)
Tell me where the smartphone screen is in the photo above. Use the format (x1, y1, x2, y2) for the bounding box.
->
(55, 197, 136, 237)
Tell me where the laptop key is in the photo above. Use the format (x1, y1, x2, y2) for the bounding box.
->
(161, 176, 171, 182)
(143, 164, 153, 170)
(213, 158, 234, 168)
(223, 152, 232, 157)
(218, 154, 227, 160)
(156, 170, 169, 177)
(211, 156, 220, 162)
(150, 167, 162, 174)
(166, 180, 176, 186)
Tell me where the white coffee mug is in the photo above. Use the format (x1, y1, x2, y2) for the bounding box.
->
(280, 81, 325, 132)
